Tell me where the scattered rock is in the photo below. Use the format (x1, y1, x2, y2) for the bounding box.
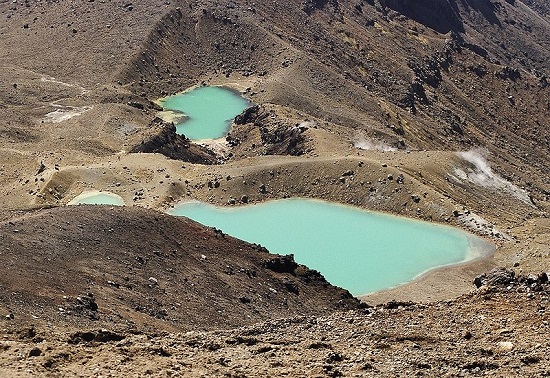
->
(474, 268, 515, 288)
(68, 330, 125, 344)
(127, 101, 145, 110)
(28, 347, 42, 357)
(496, 341, 514, 352)
(35, 162, 46, 176)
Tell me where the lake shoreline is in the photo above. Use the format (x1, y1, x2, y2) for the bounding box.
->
(156, 85, 251, 140)
(168, 198, 496, 299)
(360, 243, 497, 304)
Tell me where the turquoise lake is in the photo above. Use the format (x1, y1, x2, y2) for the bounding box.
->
(68, 192, 125, 206)
(160, 86, 250, 140)
(168, 198, 493, 295)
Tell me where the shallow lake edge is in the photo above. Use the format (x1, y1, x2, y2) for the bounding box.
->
(67, 190, 125, 206)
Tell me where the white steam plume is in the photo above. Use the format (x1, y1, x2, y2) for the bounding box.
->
(453, 149, 532, 205)
(353, 132, 396, 152)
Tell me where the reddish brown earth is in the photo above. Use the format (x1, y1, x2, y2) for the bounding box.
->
(0, 0, 548, 376)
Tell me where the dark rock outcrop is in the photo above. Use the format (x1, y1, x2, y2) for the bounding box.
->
(130, 118, 218, 164)
(234, 105, 262, 125)
(496, 66, 521, 81)
(383, 0, 464, 34)
(474, 268, 549, 291)
(233, 106, 308, 156)
(263, 254, 299, 274)
(65, 294, 99, 321)
(474, 268, 516, 288)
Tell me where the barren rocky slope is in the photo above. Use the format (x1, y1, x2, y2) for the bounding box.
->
(0, 206, 359, 332)
(0, 0, 549, 376)
(0, 269, 548, 377)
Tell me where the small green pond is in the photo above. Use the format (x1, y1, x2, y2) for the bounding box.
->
(159, 86, 251, 140)
(168, 198, 493, 295)
(68, 192, 125, 206)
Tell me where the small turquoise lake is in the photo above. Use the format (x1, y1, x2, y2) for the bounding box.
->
(159, 86, 251, 140)
(169, 198, 493, 295)
(68, 192, 125, 206)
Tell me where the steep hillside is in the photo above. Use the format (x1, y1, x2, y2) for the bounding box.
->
(0, 206, 359, 333)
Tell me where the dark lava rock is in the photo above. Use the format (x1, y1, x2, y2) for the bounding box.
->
(474, 268, 515, 288)
(383, 300, 417, 310)
(127, 101, 145, 110)
(18, 327, 36, 340)
(496, 66, 521, 81)
(234, 105, 260, 125)
(263, 254, 298, 274)
(130, 118, 217, 164)
(239, 296, 251, 304)
(384, 0, 464, 34)
(35, 162, 46, 176)
(284, 281, 300, 294)
(28, 347, 42, 357)
(66, 294, 99, 320)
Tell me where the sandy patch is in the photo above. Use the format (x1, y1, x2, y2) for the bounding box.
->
(43, 105, 92, 123)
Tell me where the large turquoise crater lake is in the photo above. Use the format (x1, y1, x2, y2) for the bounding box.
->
(169, 198, 494, 296)
(159, 86, 251, 140)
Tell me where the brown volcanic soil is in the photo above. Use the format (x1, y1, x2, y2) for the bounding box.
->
(0, 0, 549, 375)
(0, 206, 359, 333)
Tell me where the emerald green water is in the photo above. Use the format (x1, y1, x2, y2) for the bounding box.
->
(160, 86, 250, 140)
(68, 192, 125, 206)
(169, 198, 493, 295)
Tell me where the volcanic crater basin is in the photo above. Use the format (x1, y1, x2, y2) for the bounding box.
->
(158, 85, 251, 140)
(169, 198, 495, 295)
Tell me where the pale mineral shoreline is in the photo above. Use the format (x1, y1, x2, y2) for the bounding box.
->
(361, 243, 498, 305)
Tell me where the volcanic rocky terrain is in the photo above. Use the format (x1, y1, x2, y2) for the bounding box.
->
(0, 0, 549, 376)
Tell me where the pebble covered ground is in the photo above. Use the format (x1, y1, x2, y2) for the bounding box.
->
(0, 270, 548, 377)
